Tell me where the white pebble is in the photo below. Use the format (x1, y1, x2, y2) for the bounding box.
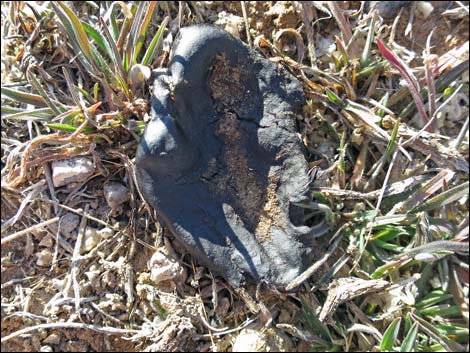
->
(148, 249, 184, 284)
(51, 157, 94, 187)
(80, 227, 101, 254)
(98, 227, 114, 239)
(232, 329, 265, 352)
(417, 1, 434, 18)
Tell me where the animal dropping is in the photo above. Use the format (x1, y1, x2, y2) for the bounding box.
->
(136, 25, 326, 289)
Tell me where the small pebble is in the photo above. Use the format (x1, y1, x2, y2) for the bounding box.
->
(417, 1, 434, 18)
(103, 182, 130, 208)
(98, 227, 114, 239)
(79, 227, 114, 254)
(58, 213, 80, 238)
(36, 249, 53, 266)
(232, 329, 265, 352)
(80, 227, 101, 254)
(38, 235, 54, 248)
(85, 268, 101, 282)
(51, 157, 94, 187)
(148, 249, 184, 284)
(232, 328, 294, 352)
(43, 334, 60, 345)
(215, 11, 243, 38)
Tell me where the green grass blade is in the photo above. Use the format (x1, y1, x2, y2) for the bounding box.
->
(73, 85, 95, 103)
(99, 16, 126, 78)
(124, 2, 142, 70)
(26, 71, 64, 115)
(386, 118, 400, 155)
(338, 131, 346, 174)
(368, 214, 418, 228)
(361, 11, 377, 68)
(47, 123, 94, 134)
(326, 89, 345, 107)
(2, 107, 54, 121)
(110, 9, 119, 41)
(81, 20, 114, 62)
(51, 3, 95, 75)
(416, 290, 453, 309)
(56, 1, 93, 61)
(93, 82, 99, 102)
(1, 87, 48, 107)
(412, 181, 469, 213)
(356, 60, 388, 78)
(400, 322, 418, 352)
(141, 16, 169, 66)
(410, 312, 465, 351)
(380, 317, 401, 351)
(369, 118, 400, 179)
(371, 258, 409, 279)
(300, 296, 332, 341)
(377, 91, 389, 119)
(90, 45, 114, 82)
(371, 227, 406, 242)
(436, 324, 469, 342)
(372, 239, 404, 253)
(419, 304, 462, 317)
(132, 1, 157, 65)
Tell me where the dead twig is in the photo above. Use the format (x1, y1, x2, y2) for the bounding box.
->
(285, 225, 346, 291)
(1, 217, 59, 245)
(240, 1, 251, 47)
(0, 322, 140, 343)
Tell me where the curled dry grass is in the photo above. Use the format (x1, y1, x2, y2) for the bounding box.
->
(1, 1, 469, 352)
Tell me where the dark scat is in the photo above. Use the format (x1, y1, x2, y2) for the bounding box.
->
(136, 25, 323, 289)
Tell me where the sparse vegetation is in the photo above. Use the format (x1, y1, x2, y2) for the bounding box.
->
(1, 1, 468, 352)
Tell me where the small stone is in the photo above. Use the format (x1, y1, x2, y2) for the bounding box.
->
(40, 346, 53, 352)
(103, 182, 130, 208)
(232, 329, 265, 352)
(36, 249, 53, 266)
(80, 227, 101, 254)
(58, 213, 80, 238)
(98, 227, 114, 239)
(417, 1, 434, 18)
(148, 249, 184, 284)
(232, 328, 293, 352)
(85, 269, 100, 282)
(215, 11, 243, 38)
(51, 157, 94, 187)
(43, 334, 60, 345)
(38, 235, 54, 248)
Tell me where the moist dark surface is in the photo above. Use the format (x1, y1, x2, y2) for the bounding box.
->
(136, 24, 319, 288)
